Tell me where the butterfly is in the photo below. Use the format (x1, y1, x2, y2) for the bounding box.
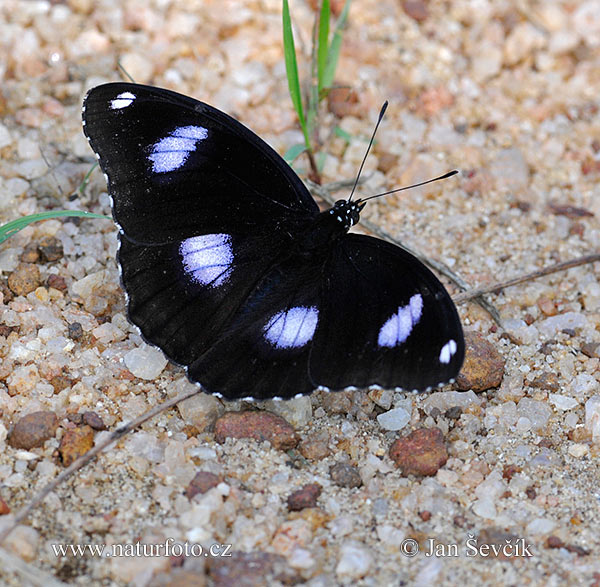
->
(82, 82, 464, 401)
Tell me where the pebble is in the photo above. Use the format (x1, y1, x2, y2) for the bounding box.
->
(287, 483, 322, 511)
(336, 541, 374, 579)
(59, 425, 94, 467)
(517, 398, 552, 432)
(298, 431, 330, 460)
(8, 411, 58, 449)
(526, 517, 556, 535)
(0, 496, 9, 515)
(123, 345, 168, 380)
(368, 387, 393, 410)
(319, 389, 353, 414)
(263, 395, 312, 428)
(4, 525, 39, 562)
(538, 312, 587, 338)
(185, 471, 221, 500)
(7, 263, 41, 296)
(548, 394, 578, 411)
(176, 388, 224, 434)
(329, 463, 363, 488)
(570, 374, 598, 396)
(456, 331, 505, 391)
(389, 428, 448, 476)
(214, 411, 298, 450)
(37, 236, 63, 262)
(423, 390, 482, 414)
(376, 407, 411, 431)
(585, 396, 600, 441)
(568, 443, 589, 458)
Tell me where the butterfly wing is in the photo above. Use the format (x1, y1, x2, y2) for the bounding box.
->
(177, 233, 463, 400)
(308, 234, 464, 391)
(82, 82, 318, 244)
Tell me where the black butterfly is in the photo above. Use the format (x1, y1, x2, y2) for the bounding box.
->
(82, 83, 464, 401)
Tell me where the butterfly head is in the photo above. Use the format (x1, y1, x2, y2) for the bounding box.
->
(329, 200, 366, 230)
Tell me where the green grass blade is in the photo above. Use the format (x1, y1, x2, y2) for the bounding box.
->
(0, 211, 110, 245)
(284, 143, 307, 164)
(282, 0, 311, 150)
(334, 125, 353, 142)
(77, 162, 98, 195)
(323, 0, 351, 90)
(317, 0, 331, 93)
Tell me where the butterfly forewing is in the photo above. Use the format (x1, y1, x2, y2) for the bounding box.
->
(83, 83, 318, 244)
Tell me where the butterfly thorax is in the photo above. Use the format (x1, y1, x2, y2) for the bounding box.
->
(294, 199, 365, 254)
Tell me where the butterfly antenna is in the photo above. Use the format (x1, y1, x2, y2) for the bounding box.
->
(359, 170, 459, 203)
(348, 101, 388, 202)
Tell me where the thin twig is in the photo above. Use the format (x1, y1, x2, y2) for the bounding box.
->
(0, 386, 203, 546)
(453, 253, 600, 303)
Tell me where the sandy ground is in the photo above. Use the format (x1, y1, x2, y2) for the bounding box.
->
(0, 0, 600, 585)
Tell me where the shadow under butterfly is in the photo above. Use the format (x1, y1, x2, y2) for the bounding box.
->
(82, 83, 464, 401)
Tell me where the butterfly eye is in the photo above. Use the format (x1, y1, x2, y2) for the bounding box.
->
(148, 125, 208, 173)
(377, 294, 423, 347)
(179, 233, 233, 288)
(264, 306, 319, 349)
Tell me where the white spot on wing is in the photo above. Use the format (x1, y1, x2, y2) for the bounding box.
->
(439, 339, 457, 364)
(148, 125, 208, 173)
(264, 306, 319, 349)
(180, 233, 233, 288)
(377, 294, 423, 348)
(110, 92, 136, 110)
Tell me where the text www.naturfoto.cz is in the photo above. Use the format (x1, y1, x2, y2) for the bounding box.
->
(51, 540, 232, 558)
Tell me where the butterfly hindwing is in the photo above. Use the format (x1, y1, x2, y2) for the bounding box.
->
(308, 234, 464, 391)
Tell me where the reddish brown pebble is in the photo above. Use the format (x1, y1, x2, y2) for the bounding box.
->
(47, 273, 67, 292)
(530, 371, 559, 391)
(38, 236, 63, 262)
(456, 331, 505, 392)
(319, 389, 353, 414)
(389, 427, 448, 476)
(546, 536, 564, 549)
(7, 263, 42, 296)
(0, 496, 10, 515)
(82, 411, 107, 430)
(329, 463, 363, 488)
(50, 375, 72, 393)
(549, 202, 594, 218)
(537, 296, 557, 316)
(525, 486, 537, 500)
(419, 510, 432, 521)
(327, 86, 361, 118)
(0, 325, 13, 337)
(377, 152, 399, 174)
(185, 471, 221, 500)
(298, 433, 330, 460)
(287, 483, 322, 511)
(402, 0, 429, 21)
(59, 425, 94, 467)
(8, 411, 58, 449)
(502, 464, 521, 481)
(214, 411, 298, 450)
